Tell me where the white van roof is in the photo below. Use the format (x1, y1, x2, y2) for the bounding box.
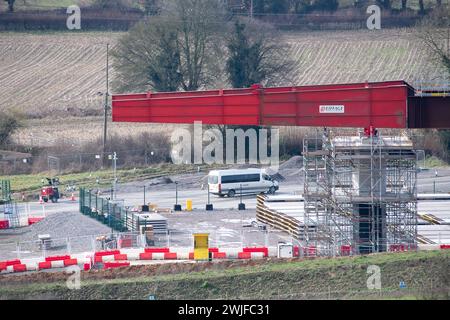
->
(209, 168, 266, 176)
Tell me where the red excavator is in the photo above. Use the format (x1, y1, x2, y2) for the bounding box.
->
(40, 177, 60, 203)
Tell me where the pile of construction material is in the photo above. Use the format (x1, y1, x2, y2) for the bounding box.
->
(256, 194, 313, 240)
(124, 212, 168, 235)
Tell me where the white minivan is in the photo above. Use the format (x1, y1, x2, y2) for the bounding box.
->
(208, 169, 279, 198)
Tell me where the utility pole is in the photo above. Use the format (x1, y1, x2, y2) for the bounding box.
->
(112, 152, 117, 200)
(102, 43, 110, 168)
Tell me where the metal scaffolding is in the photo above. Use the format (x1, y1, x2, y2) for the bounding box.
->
(303, 129, 418, 256)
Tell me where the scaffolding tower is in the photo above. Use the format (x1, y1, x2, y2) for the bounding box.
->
(303, 129, 418, 256)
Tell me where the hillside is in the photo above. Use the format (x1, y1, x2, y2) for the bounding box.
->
(0, 29, 448, 144)
(0, 250, 448, 300)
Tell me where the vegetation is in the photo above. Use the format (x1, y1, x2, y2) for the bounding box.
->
(0, 250, 448, 300)
(0, 111, 22, 147)
(112, 0, 225, 93)
(226, 18, 293, 88)
(417, 4, 450, 161)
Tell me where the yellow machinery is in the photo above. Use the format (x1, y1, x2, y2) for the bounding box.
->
(193, 233, 209, 260)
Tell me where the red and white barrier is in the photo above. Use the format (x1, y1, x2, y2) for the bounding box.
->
(0, 246, 274, 274)
(0, 254, 92, 274)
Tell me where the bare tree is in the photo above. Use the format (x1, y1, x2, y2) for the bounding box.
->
(4, 0, 15, 12)
(225, 17, 294, 88)
(417, 5, 450, 73)
(401, 0, 408, 11)
(417, 5, 450, 161)
(162, 0, 226, 91)
(112, 0, 225, 93)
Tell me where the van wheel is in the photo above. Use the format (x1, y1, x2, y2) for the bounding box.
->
(268, 187, 276, 195)
(228, 190, 236, 198)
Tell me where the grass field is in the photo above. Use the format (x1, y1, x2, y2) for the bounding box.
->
(0, 250, 448, 300)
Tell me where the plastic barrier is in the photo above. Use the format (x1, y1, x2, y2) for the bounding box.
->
(0, 220, 9, 229)
(440, 245, 450, 250)
(293, 246, 300, 258)
(243, 247, 269, 258)
(144, 248, 170, 254)
(28, 217, 44, 226)
(1, 247, 273, 275)
(303, 246, 317, 257)
(95, 250, 121, 257)
(104, 262, 130, 269)
(340, 245, 352, 256)
(238, 252, 252, 259)
(45, 255, 71, 262)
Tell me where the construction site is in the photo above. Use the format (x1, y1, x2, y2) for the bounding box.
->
(1, 1, 450, 303)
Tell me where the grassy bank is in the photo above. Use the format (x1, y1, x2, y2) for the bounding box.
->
(0, 250, 448, 300)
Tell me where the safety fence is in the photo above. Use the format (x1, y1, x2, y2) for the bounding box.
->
(79, 188, 161, 233)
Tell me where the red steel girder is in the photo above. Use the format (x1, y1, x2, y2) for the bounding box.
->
(112, 80, 449, 129)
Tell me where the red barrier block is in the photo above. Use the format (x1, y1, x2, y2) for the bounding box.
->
(94, 250, 121, 257)
(144, 248, 170, 254)
(189, 252, 195, 260)
(243, 247, 269, 257)
(94, 256, 103, 263)
(45, 255, 71, 262)
(118, 238, 133, 248)
(114, 254, 128, 261)
(304, 246, 317, 256)
(104, 262, 130, 269)
(0, 262, 6, 271)
(164, 253, 177, 260)
(28, 218, 44, 226)
(213, 252, 227, 259)
(208, 248, 219, 253)
(0, 220, 9, 230)
(440, 245, 450, 250)
(139, 252, 153, 260)
(13, 264, 27, 273)
(293, 246, 300, 258)
(63, 259, 78, 267)
(38, 261, 52, 270)
(238, 252, 252, 259)
(341, 245, 352, 256)
(5, 259, 21, 267)
(83, 263, 91, 271)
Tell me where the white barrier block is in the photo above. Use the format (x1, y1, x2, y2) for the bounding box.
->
(26, 263, 37, 271)
(50, 261, 65, 269)
(126, 252, 140, 261)
(176, 252, 190, 260)
(152, 253, 165, 260)
(102, 255, 115, 262)
(250, 252, 264, 260)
